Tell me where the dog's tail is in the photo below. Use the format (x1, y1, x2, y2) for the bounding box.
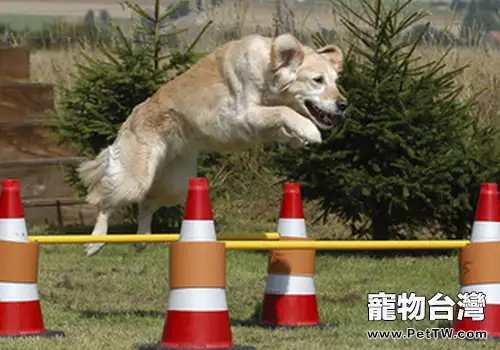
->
(78, 147, 109, 205)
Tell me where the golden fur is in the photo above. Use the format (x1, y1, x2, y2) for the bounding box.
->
(78, 33, 348, 256)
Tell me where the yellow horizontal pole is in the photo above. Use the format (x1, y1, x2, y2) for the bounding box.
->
(224, 240, 470, 250)
(28, 233, 279, 244)
(27, 235, 469, 250)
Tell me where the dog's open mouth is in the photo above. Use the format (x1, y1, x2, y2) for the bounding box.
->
(304, 100, 341, 130)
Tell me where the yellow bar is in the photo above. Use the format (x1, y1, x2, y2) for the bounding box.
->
(224, 240, 470, 250)
(27, 235, 469, 250)
(28, 233, 279, 244)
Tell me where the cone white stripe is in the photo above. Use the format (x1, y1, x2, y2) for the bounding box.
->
(179, 220, 217, 242)
(460, 283, 500, 304)
(167, 288, 228, 311)
(265, 274, 316, 295)
(0, 282, 39, 302)
(471, 221, 500, 242)
(0, 218, 28, 243)
(277, 218, 307, 238)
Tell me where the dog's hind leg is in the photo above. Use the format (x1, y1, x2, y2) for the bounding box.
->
(84, 205, 114, 257)
(83, 134, 168, 257)
(132, 198, 162, 252)
(132, 151, 199, 252)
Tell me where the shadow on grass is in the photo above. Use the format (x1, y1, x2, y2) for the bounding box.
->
(80, 309, 165, 319)
(230, 303, 262, 326)
(316, 249, 458, 259)
(230, 301, 338, 330)
(243, 248, 458, 259)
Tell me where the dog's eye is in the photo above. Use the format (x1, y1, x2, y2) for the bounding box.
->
(313, 76, 324, 84)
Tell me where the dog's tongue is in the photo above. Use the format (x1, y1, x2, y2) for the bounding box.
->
(323, 115, 335, 125)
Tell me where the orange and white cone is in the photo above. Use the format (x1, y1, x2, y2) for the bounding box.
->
(0, 179, 64, 338)
(257, 183, 334, 328)
(469, 183, 500, 243)
(454, 183, 500, 338)
(139, 178, 255, 350)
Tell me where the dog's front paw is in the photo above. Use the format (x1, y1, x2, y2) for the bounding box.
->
(301, 122, 322, 145)
(285, 116, 322, 146)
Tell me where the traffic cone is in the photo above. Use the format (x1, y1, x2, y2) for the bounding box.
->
(256, 183, 334, 328)
(0, 179, 64, 338)
(469, 182, 500, 243)
(139, 178, 255, 350)
(453, 183, 500, 338)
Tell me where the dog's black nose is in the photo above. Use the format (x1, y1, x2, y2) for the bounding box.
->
(336, 100, 348, 112)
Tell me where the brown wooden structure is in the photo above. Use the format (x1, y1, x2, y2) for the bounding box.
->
(0, 46, 97, 227)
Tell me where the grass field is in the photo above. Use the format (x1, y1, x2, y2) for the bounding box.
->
(0, 239, 496, 350)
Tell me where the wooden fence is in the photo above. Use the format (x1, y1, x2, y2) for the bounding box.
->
(0, 46, 96, 227)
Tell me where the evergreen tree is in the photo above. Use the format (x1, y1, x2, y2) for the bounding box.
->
(273, 0, 500, 240)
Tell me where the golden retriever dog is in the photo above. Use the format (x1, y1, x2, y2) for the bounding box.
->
(78, 33, 348, 256)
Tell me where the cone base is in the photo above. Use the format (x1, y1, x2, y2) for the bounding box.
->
(454, 304, 500, 338)
(260, 294, 321, 326)
(138, 343, 256, 350)
(0, 300, 64, 337)
(233, 320, 336, 329)
(160, 310, 237, 348)
(0, 329, 65, 338)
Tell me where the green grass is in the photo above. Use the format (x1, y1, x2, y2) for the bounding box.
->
(0, 242, 497, 349)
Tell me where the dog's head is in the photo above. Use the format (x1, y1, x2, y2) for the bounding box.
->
(269, 33, 348, 130)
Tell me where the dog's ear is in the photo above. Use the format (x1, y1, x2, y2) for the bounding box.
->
(270, 33, 305, 92)
(317, 44, 343, 72)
